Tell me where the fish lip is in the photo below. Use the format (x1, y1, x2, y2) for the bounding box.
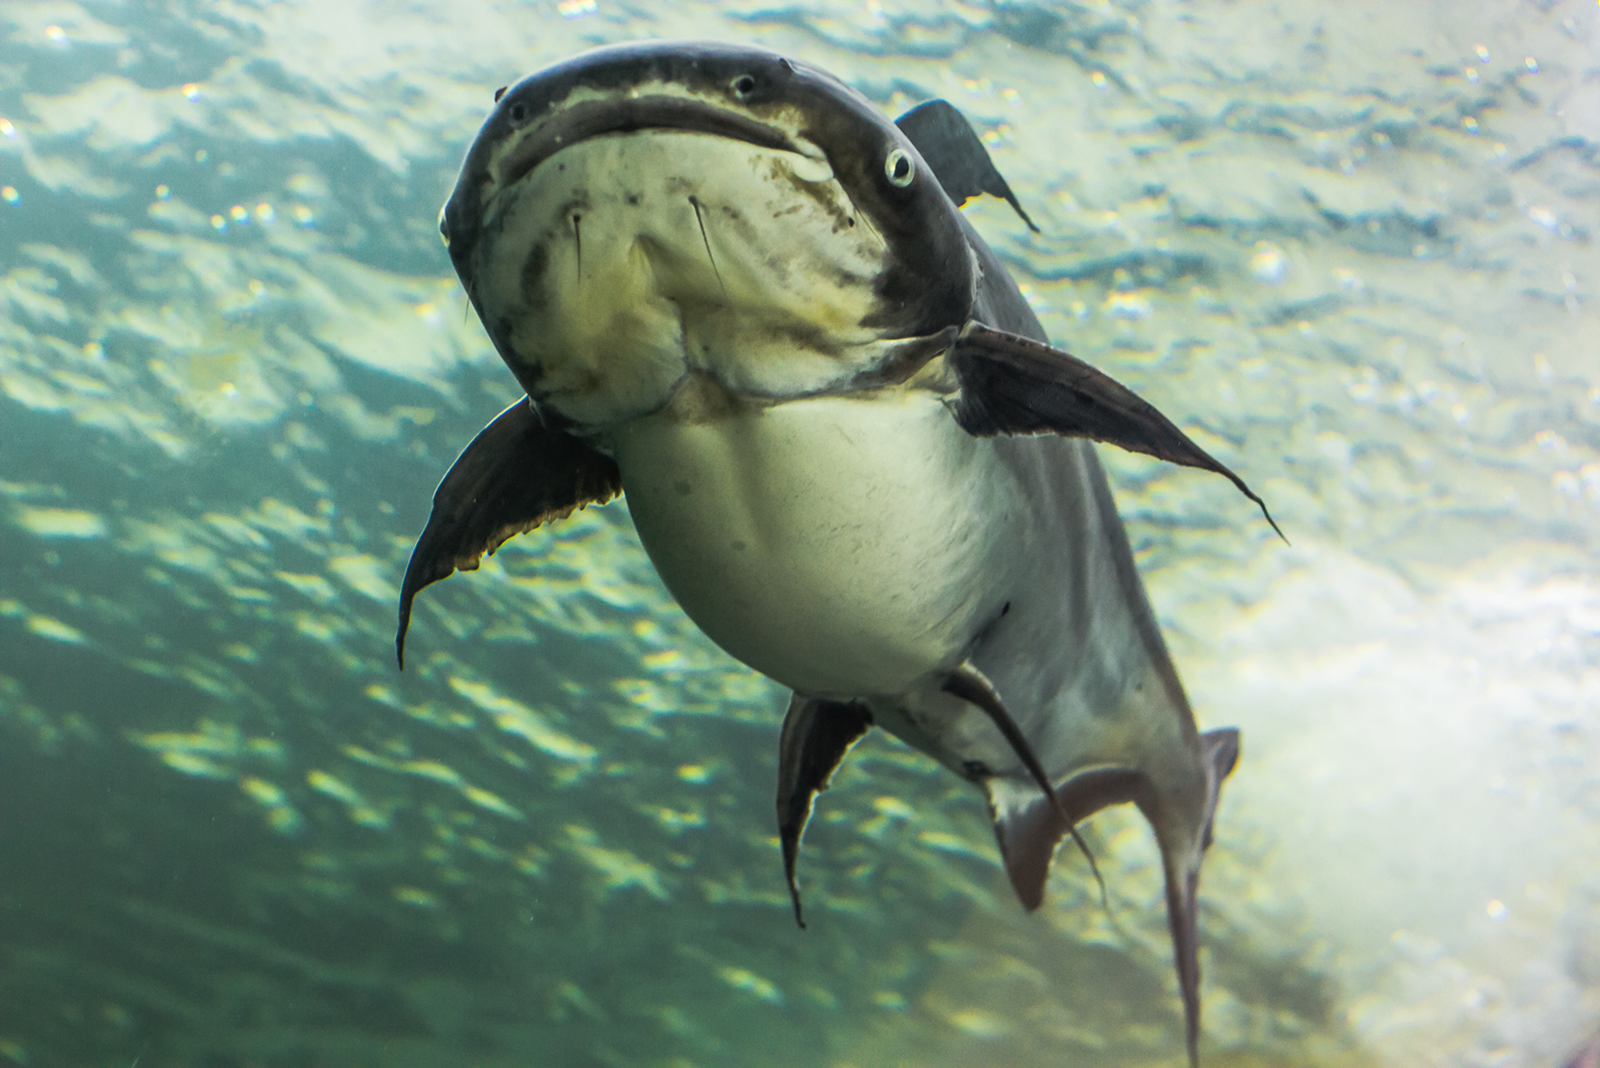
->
(493, 95, 806, 192)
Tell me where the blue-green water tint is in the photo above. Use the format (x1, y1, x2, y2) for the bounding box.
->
(1, 1, 1596, 1066)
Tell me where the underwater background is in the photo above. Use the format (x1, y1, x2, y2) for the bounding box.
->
(1, 0, 1596, 1065)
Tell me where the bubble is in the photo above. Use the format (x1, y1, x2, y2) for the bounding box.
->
(45, 25, 65, 42)
(154, 184, 170, 200)
(254, 202, 274, 222)
(0, 118, 14, 138)
(1250, 242, 1287, 284)
(1524, 56, 1538, 73)
(1090, 71, 1108, 89)
(1, 186, 17, 205)
(210, 214, 226, 231)
(182, 83, 200, 101)
(1474, 45, 1489, 63)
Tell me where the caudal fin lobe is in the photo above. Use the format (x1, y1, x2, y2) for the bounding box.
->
(1148, 728, 1240, 1068)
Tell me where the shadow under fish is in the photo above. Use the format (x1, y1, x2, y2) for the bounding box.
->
(393, 41, 1282, 1067)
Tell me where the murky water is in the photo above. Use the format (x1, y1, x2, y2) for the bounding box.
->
(1, 1, 1596, 1066)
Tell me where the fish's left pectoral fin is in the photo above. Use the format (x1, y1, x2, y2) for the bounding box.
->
(396, 399, 622, 668)
(776, 694, 873, 929)
(1142, 727, 1243, 1068)
(894, 100, 1040, 232)
(948, 322, 1286, 541)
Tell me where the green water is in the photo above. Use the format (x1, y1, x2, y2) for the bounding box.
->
(1, 1, 1595, 1066)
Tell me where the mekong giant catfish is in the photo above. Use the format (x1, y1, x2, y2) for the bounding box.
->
(396, 42, 1281, 1065)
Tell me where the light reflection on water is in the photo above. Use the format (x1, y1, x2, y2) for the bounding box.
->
(0, 1, 1595, 1066)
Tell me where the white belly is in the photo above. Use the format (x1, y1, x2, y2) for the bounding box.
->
(608, 388, 1031, 698)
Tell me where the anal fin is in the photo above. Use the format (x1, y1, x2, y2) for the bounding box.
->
(775, 694, 873, 929)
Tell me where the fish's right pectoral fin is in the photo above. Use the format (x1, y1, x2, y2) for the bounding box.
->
(948, 322, 1285, 541)
(775, 694, 873, 929)
(396, 398, 622, 668)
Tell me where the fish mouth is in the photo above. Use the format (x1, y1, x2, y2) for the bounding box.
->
(494, 96, 807, 192)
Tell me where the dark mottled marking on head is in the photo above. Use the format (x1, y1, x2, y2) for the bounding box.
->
(441, 40, 980, 362)
(520, 243, 550, 311)
(769, 158, 855, 235)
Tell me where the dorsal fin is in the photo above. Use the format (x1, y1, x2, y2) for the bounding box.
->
(894, 100, 1039, 232)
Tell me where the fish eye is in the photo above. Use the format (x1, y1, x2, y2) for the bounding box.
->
(884, 148, 915, 188)
(507, 101, 529, 125)
(730, 74, 757, 98)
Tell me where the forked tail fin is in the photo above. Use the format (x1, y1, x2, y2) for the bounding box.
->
(987, 727, 1241, 1068)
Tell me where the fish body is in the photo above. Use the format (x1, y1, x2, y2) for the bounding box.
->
(399, 41, 1273, 1065)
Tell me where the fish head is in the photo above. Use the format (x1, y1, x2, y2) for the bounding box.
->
(440, 41, 974, 430)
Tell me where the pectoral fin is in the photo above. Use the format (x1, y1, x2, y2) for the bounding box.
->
(894, 100, 1039, 232)
(775, 694, 873, 929)
(396, 399, 622, 667)
(948, 322, 1285, 540)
